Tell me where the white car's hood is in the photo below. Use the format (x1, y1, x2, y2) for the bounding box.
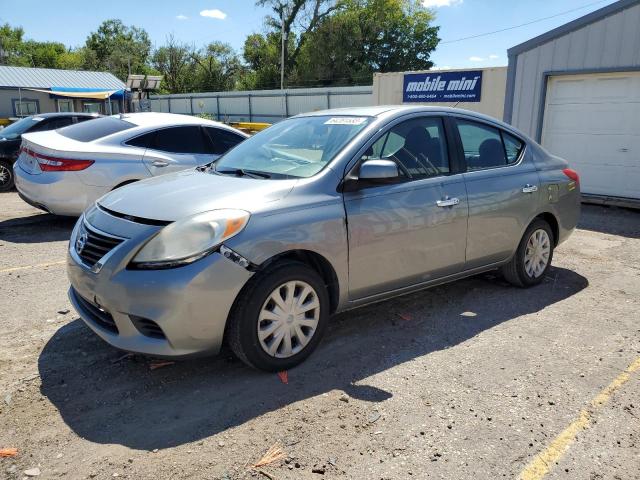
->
(98, 169, 296, 221)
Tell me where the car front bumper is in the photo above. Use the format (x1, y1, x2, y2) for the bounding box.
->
(13, 162, 106, 216)
(66, 209, 254, 357)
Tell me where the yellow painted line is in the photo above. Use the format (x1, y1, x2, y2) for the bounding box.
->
(0, 260, 66, 274)
(518, 356, 640, 480)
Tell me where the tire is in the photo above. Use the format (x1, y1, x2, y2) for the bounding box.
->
(226, 261, 330, 371)
(501, 219, 555, 288)
(0, 160, 14, 192)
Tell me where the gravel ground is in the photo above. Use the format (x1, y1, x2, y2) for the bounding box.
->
(0, 191, 639, 480)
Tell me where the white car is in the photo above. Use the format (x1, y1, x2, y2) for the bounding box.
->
(14, 112, 249, 216)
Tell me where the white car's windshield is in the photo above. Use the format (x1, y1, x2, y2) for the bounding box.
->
(213, 115, 372, 179)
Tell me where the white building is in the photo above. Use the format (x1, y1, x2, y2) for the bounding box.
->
(504, 0, 640, 203)
(372, 67, 507, 120)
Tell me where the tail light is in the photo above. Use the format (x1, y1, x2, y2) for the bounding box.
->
(22, 147, 94, 172)
(38, 157, 94, 172)
(562, 168, 579, 184)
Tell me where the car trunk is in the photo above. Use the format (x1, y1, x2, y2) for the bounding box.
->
(19, 131, 96, 176)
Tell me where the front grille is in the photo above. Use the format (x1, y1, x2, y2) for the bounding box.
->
(72, 288, 119, 334)
(130, 316, 166, 339)
(76, 223, 124, 268)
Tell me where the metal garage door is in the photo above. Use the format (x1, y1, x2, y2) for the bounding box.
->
(541, 72, 640, 200)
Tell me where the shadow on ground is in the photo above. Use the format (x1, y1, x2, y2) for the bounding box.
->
(578, 204, 640, 239)
(0, 213, 76, 243)
(39, 266, 588, 451)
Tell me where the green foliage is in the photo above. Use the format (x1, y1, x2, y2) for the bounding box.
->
(0, 1, 440, 92)
(242, 32, 290, 89)
(84, 19, 152, 80)
(195, 112, 215, 121)
(295, 0, 440, 86)
(151, 36, 247, 93)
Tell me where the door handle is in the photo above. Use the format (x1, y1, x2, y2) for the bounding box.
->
(436, 197, 460, 207)
(522, 184, 538, 194)
(152, 160, 170, 167)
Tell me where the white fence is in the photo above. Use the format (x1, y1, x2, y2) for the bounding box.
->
(149, 86, 373, 123)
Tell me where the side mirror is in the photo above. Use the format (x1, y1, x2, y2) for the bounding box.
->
(359, 159, 399, 180)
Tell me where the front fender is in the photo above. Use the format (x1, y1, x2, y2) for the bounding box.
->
(226, 200, 349, 310)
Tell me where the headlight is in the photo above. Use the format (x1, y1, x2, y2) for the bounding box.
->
(130, 209, 250, 269)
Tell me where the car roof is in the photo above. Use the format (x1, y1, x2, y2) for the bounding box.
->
(31, 112, 101, 119)
(296, 105, 522, 137)
(117, 112, 221, 128)
(298, 105, 499, 119)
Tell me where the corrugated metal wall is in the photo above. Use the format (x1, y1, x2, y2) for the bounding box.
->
(508, 1, 640, 138)
(149, 86, 372, 122)
(372, 67, 507, 120)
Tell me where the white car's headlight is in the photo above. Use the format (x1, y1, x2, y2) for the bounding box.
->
(131, 209, 250, 269)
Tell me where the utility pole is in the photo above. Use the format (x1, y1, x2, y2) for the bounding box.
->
(280, 6, 286, 90)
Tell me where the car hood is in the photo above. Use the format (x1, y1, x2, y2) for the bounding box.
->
(98, 169, 297, 221)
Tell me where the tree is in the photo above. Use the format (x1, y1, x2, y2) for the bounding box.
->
(295, 0, 439, 86)
(254, 0, 345, 86)
(20, 40, 67, 68)
(84, 19, 151, 80)
(151, 35, 196, 93)
(242, 32, 287, 89)
(192, 42, 244, 92)
(0, 23, 25, 65)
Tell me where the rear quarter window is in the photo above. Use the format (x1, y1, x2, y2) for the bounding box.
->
(502, 131, 524, 164)
(58, 117, 134, 142)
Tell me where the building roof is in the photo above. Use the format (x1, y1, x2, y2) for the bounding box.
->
(0, 66, 126, 90)
(508, 0, 640, 56)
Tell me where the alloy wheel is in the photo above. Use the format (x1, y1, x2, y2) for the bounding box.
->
(524, 228, 551, 278)
(0, 163, 10, 187)
(257, 280, 320, 358)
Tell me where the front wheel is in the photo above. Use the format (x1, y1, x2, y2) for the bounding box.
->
(0, 160, 14, 192)
(226, 261, 330, 371)
(501, 219, 554, 287)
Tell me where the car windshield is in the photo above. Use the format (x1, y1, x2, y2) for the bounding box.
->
(213, 115, 372, 178)
(0, 116, 44, 139)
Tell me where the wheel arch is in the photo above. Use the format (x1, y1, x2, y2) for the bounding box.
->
(534, 211, 560, 246)
(256, 249, 340, 314)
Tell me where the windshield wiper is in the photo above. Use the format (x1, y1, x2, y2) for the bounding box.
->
(214, 168, 271, 179)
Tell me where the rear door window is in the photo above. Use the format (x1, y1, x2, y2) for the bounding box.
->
(455, 119, 526, 171)
(456, 120, 508, 171)
(202, 127, 245, 155)
(58, 116, 134, 142)
(125, 131, 156, 148)
(151, 126, 207, 154)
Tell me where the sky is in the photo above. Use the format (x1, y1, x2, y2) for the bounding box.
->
(0, 0, 620, 69)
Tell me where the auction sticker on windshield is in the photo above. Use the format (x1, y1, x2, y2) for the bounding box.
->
(324, 117, 368, 125)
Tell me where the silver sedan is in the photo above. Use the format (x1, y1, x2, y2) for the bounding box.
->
(14, 112, 248, 216)
(66, 106, 580, 371)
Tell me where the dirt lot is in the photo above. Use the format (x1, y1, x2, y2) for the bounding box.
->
(1, 191, 639, 480)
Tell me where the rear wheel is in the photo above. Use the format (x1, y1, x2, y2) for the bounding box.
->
(227, 261, 330, 371)
(0, 160, 14, 192)
(501, 219, 554, 287)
